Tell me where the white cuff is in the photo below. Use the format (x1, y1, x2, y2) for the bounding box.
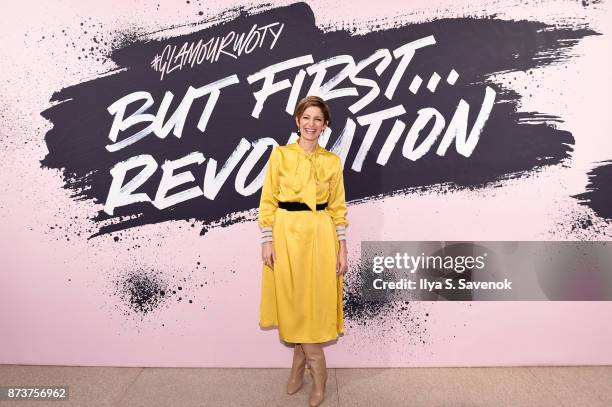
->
(260, 226, 273, 243)
(336, 225, 346, 241)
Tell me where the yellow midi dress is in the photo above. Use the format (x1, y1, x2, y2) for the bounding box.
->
(258, 138, 348, 343)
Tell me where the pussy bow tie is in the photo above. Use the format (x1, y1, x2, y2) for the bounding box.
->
(291, 152, 320, 212)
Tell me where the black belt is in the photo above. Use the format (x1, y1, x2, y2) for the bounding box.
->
(279, 201, 327, 211)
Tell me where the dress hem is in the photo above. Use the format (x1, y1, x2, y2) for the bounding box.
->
(259, 322, 343, 344)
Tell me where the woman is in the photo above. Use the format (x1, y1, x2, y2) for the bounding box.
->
(258, 96, 348, 407)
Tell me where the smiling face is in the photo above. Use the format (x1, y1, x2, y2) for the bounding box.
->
(295, 106, 327, 141)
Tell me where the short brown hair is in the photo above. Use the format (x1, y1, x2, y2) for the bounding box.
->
(294, 96, 331, 126)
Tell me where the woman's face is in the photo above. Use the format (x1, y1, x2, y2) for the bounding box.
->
(295, 106, 326, 141)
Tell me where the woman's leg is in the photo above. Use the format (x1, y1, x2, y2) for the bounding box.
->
(301, 343, 327, 407)
(287, 343, 307, 394)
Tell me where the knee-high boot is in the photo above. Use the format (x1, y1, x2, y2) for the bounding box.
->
(301, 343, 327, 407)
(287, 343, 307, 394)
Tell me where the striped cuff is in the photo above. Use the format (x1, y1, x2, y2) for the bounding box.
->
(336, 225, 347, 241)
(260, 226, 273, 243)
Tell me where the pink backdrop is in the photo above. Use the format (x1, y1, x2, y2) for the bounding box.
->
(1, 0, 611, 367)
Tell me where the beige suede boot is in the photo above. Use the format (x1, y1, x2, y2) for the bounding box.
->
(301, 343, 327, 407)
(287, 344, 307, 394)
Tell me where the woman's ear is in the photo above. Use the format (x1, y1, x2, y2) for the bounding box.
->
(295, 116, 300, 128)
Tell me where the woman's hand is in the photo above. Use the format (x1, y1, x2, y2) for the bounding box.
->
(262, 241, 276, 269)
(336, 240, 348, 276)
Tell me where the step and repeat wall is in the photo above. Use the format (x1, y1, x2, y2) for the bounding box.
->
(1, 0, 611, 367)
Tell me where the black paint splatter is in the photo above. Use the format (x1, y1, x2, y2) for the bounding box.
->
(344, 248, 393, 323)
(343, 256, 430, 345)
(574, 160, 612, 222)
(111, 258, 214, 319)
(114, 269, 170, 315)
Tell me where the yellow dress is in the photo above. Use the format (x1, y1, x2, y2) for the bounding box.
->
(258, 138, 349, 343)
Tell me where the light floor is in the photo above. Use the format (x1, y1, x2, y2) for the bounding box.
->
(1, 365, 611, 406)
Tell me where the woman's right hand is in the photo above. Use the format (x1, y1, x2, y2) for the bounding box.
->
(262, 241, 276, 269)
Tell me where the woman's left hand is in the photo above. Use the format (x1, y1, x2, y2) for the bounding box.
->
(336, 241, 348, 276)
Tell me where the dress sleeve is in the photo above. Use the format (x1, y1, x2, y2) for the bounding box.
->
(258, 146, 280, 243)
(327, 156, 349, 241)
